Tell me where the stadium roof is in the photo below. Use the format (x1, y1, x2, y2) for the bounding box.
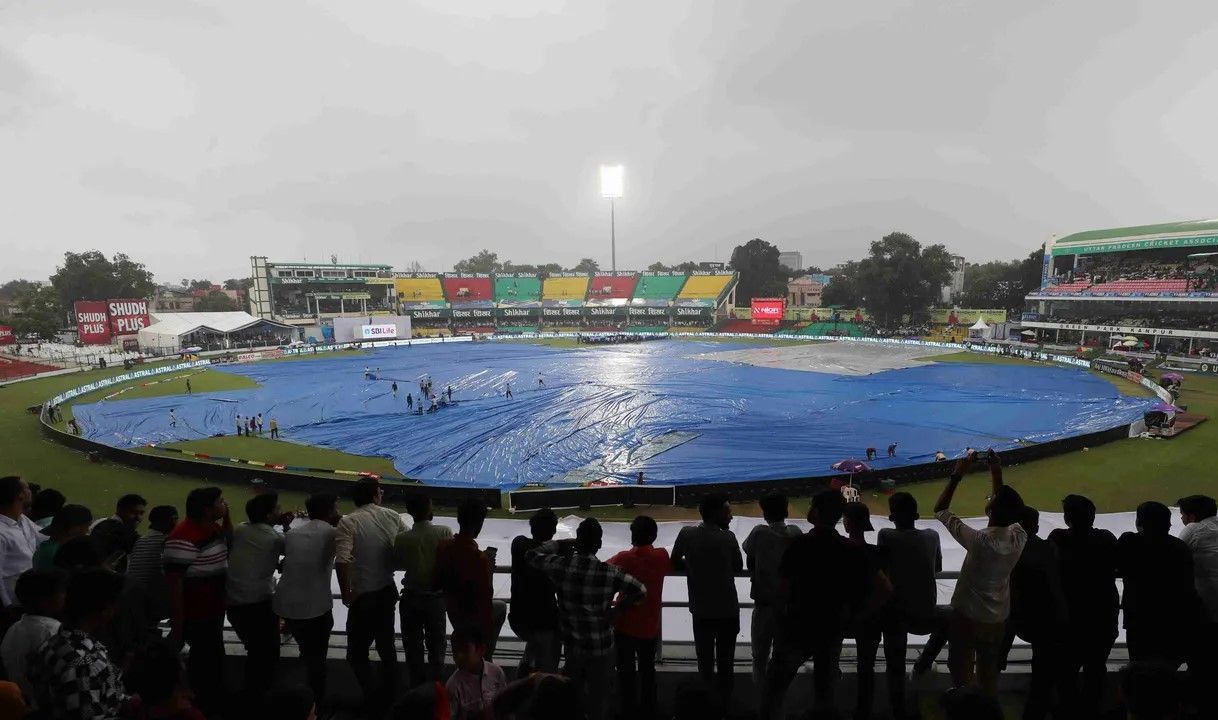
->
(145, 312, 295, 336)
(1052, 218, 1218, 256)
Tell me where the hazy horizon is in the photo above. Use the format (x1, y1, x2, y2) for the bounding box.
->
(5, 1, 1218, 284)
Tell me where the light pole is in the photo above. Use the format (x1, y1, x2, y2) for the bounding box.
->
(600, 165, 623, 272)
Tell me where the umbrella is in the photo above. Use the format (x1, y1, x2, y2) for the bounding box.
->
(1151, 402, 1182, 414)
(831, 459, 870, 473)
(1020, 330, 1037, 336)
(1122, 335, 1140, 342)
(1121, 339, 1139, 347)
(1161, 372, 1184, 382)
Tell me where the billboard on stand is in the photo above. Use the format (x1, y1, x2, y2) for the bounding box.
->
(74, 301, 112, 345)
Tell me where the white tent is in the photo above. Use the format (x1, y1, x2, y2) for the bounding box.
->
(138, 312, 296, 351)
(968, 315, 991, 339)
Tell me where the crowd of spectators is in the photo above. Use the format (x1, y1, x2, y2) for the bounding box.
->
(1048, 255, 1218, 291)
(0, 462, 1215, 719)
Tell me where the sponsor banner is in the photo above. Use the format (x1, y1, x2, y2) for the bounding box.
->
(364, 277, 395, 285)
(1052, 234, 1218, 256)
(673, 305, 713, 318)
(74, 301, 112, 345)
(0, 326, 13, 345)
(393, 272, 441, 279)
(360, 324, 399, 339)
(582, 305, 628, 319)
(542, 306, 585, 319)
(405, 307, 450, 321)
(688, 270, 731, 276)
(443, 273, 490, 279)
(550, 272, 590, 278)
(1022, 321, 1218, 340)
(627, 305, 671, 319)
(496, 306, 542, 320)
(751, 297, 785, 326)
(931, 308, 1008, 325)
(451, 307, 495, 321)
(107, 298, 150, 336)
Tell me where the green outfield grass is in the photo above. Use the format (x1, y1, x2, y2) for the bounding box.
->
(919, 351, 1153, 397)
(72, 367, 259, 404)
(3, 342, 1216, 522)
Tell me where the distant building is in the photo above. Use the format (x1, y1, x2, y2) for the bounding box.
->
(153, 286, 198, 312)
(787, 275, 825, 307)
(778, 251, 803, 272)
(248, 258, 396, 326)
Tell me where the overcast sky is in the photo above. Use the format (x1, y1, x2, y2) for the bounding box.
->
(4, 0, 1218, 284)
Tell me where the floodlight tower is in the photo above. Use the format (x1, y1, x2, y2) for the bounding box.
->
(599, 165, 624, 272)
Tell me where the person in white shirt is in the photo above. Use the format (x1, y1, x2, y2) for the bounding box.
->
(0, 569, 65, 704)
(336, 478, 408, 710)
(275, 493, 340, 702)
(1178, 494, 1218, 717)
(226, 491, 288, 700)
(933, 449, 1027, 695)
(0, 476, 43, 607)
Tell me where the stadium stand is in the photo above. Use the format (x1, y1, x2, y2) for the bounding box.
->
(632, 274, 687, 301)
(588, 274, 637, 299)
(393, 276, 446, 303)
(442, 276, 493, 302)
(1088, 278, 1191, 293)
(494, 276, 542, 302)
(715, 319, 776, 334)
(542, 276, 590, 301)
(795, 322, 867, 337)
(497, 324, 540, 334)
(0, 356, 60, 380)
(677, 274, 734, 300)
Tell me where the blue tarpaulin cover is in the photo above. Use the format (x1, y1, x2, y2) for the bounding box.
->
(70, 342, 1154, 489)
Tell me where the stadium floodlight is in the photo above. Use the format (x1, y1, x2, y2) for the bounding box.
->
(600, 165, 624, 271)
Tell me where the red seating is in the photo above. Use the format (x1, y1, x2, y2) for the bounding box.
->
(589, 275, 637, 300)
(0, 357, 59, 380)
(1088, 279, 1190, 293)
(442, 276, 493, 302)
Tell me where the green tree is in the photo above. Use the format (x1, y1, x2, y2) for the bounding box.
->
(453, 250, 503, 274)
(672, 261, 701, 272)
(14, 285, 65, 338)
(223, 277, 254, 293)
(569, 258, 600, 273)
(195, 290, 239, 312)
(820, 261, 863, 307)
(50, 251, 154, 308)
(647, 262, 669, 272)
(539, 263, 563, 274)
(851, 233, 953, 326)
(187, 279, 214, 291)
(728, 238, 790, 305)
(1019, 246, 1046, 295)
(501, 261, 538, 274)
(0, 279, 36, 300)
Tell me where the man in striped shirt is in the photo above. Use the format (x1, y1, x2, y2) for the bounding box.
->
(125, 505, 179, 633)
(164, 486, 232, 715)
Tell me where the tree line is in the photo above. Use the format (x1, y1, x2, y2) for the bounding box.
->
(0, 251, 252, 338)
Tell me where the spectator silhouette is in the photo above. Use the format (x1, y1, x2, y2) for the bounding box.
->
(762, 490, 877, 720)
(446, 625, 507, 720)
(608, 515, 670, 720)
(89, 493, 146, 573)
(126, 505, 178, 635)
(27, 569, 131, 719)
(336, 477, 407, 711)
(1178, 494, 1218, 718)
(1001, 506, 1066, 720)
(395, 494, 454, 686)
(436, 498, 507, 660)
(1048, 493, 1118, 720)
(275, 493, 340, 703)
(1119, 662, 1182, 720)
(32, 504, 91, 570)
(123, 639, 206, 720)
(164, 486, 232, 714)
(528, 517, 645, 720)
(878, 491, 947, 718)
(741, 493, 801, 691)
(843, 501, 893, 720)
(0, 476, 42, 607)
(941, 686, 1003, 720)
(1116, 501, 1199, 667)
(28, 488, 65, 530)
(509, 508, 560, 676)
(672, 494, 743, 709)
(933, 450, 1026, 695)
(263, 685, 317, 720)
(226, 491, 287, 701)
(0, 568, 65, 706)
